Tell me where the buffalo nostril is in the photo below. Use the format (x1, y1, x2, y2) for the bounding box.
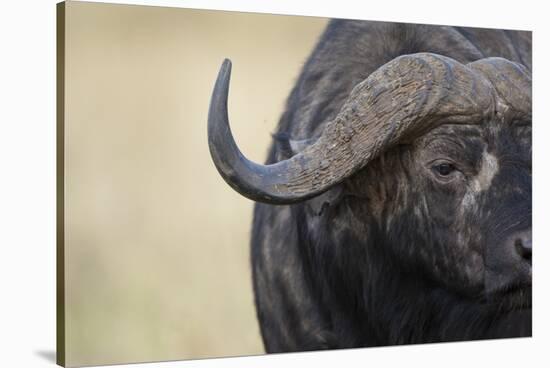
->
(515, 238, 532, 265)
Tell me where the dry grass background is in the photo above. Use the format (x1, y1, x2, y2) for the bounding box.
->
(63, 2, 327, 366)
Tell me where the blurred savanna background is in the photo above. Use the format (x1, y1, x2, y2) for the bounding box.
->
(60, 1, 327, 366)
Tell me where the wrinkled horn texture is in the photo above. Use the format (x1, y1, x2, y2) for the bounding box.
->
(468, 57, 532, 120)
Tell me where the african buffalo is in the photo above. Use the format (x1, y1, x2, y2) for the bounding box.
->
(208, 20, 532, 352)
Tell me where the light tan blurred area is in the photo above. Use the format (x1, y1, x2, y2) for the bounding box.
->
(61, 1, 327, 366)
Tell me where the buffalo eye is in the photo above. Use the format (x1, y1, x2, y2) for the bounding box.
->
(430, 162, 460, 180)
(427, 159, 465, 184)
(434, 163, 455, 176)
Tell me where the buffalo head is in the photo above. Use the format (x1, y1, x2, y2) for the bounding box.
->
(208, 53, 532, 327)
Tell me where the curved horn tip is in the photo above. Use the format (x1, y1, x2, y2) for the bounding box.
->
(211, 59, 232, 93)
(220, 58, 232, 74)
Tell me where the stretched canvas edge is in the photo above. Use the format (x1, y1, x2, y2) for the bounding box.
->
(56, 1, 66, 367)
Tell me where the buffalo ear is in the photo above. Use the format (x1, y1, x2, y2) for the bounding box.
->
(272, 133, 339, 213)
(307, 185, 343, 216)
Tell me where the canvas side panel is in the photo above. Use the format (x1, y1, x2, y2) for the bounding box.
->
(56, 2, 66, 367)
